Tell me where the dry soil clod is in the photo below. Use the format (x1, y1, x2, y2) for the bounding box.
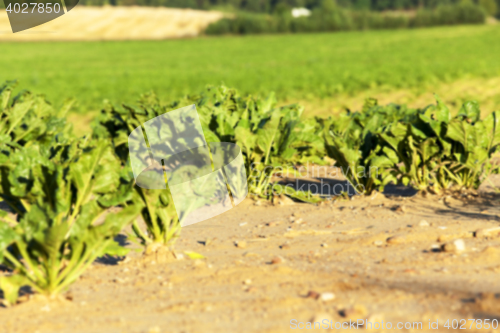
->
(442, 239, 466, 253)
(270, 256, 285, 264)
(235, 241, 247, 249)
(386, 235, 406, 245)
(475, 227, 500, 238)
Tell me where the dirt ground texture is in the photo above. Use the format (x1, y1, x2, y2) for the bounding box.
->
(2, 170, 500, 333)
(0, 7, 224, 41)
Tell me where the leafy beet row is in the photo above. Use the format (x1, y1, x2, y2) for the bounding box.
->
(0, 80, 498, 305)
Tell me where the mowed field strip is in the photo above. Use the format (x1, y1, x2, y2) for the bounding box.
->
(0, 6, 224, 41)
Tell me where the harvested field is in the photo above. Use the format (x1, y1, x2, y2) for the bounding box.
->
(0, 6, 224, 41)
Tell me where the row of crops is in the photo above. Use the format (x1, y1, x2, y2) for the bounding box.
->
(1, 80, 499, 306)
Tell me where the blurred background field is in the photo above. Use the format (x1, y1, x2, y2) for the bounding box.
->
(1, 0, 500, 127)
(1, 23, 500, 119)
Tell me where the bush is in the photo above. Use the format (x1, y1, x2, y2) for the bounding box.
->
(206, 3, 486, 35)
(478, 0, 498, 16)
(412, 3, 486, 27)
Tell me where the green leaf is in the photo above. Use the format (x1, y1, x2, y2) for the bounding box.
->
(457, 101, 480, 123)
(0, 274, 28, 306)
(184, 251, 205, 259)
(256, 111, 282, 164)
(0, 223, 18, 262)
(101, 240, 130, 257)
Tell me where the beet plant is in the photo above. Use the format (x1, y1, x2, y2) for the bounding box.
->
(326, 97, 500, 195)
(92, 95, 181, 250)
(0, 80, 73, 149)
(0, 139, 141, 306)
(176, 86, 323, 202)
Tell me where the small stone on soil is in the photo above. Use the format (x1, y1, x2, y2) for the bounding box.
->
(386, 235, 406, 245)
(475, 227, 500, 238)
(442, 239, 466, 253)
(320, 292, 335, 302)
(311, 313, 333, 323)
(235, 241, 247, 249)
(306, 290, 320, 299)
(271, 256, 284, 264)
(280, 243, 291, 249)
(419, 220, 430, 227)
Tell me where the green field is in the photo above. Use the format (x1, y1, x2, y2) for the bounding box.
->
(1, 24, 500, 113)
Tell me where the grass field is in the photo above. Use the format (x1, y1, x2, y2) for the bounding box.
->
(1, 24, 500, 113)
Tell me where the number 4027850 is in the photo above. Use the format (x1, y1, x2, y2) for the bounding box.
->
(6, 3, 62, 14)
(444, 319, 499, 330)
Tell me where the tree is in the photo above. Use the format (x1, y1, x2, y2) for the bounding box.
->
(478, 0, 498, 15)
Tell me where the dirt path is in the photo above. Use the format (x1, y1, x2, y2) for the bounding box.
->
(0, 6, 224, 41)
(2, 175, 500, 332)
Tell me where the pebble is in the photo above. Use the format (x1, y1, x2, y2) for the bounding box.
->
(245, 286, 257, 293)
(419, 220, 430, 227)
(431, 244, 441, 251)
(310, 313, 333, 323)
(475, 227, 500, 238)
(442, 239, 466, 253)
(366, 313, 384, 326)
(294, 218, 304, 225)
(243, 279, 252, 285)
(339, 305, 367, 319)
(266, 222, 278, 227)
(274, 195, 295, 206)
(394, 205, 406, 213)
(235, 241, 247, 249)
(306, 290, 320, 299)
(321, 243, 328, 248)
(438, 232, 473, 242)
(280, 243, 291, 250)
(118, 257, 132, 265)
(373, 240, 384, 246)
(320, 292, 335, 302)
(271, 256, 284, 264)
(239, 222, 248, 227)
(386, 235, 406, 245)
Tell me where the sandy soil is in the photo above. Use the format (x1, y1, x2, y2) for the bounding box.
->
(2, 170, 500, 333)
(0, 6, 224, 41)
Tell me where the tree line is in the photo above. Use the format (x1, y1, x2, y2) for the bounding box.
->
(74, 0, 498, 17)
